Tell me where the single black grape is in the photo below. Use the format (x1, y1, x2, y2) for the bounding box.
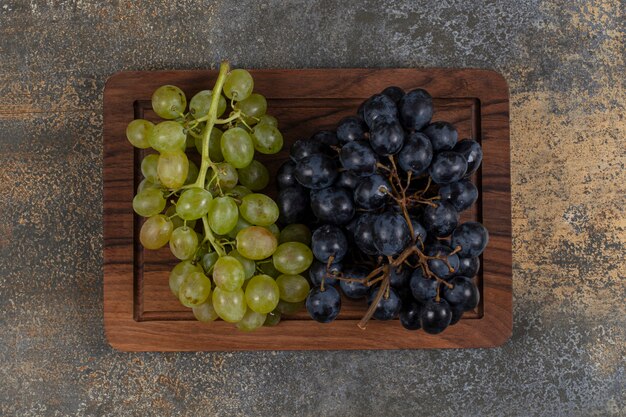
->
(397, 132, 433, 175)
(335, 170, 360, 189)
(420, 299, 452, 334)
(372, 211, 411, 256)
(311, 130, 338, 146)
(449, 302, 465, 325)
(380, 86, 405, 103)
(400, 300, 422, 330)
(451, 221, 489, 257)
(410, 268, 438, 303)
(429, 151, 468, 185)
(339, 266, 370, 299)
(369, 118, 405, 156)
(310, 186, 355, 225)
(354, 174, 390, 210)
(422, 201, 459, 237)
(295, 154, 338, 189)
(363, 94, 398, 128)
(426, 244, 460, 280)
(442, 276, 479, 307)
(276, 160, 297, 189)
(339, 140, 378, 176)
(306, 286, 341, 323)
(409, 216, 428, 244)
(423, 121, 458, 152)
(277, 186, 309, 224)
(351, 213, 380, 256)
(453, 139, 483, 177)
(456, 256, 480, 278)
(309, 259, 342, 287)
(389, 265, 411, 288)
(367, 286, 402, 320)
(399, 89, 433, 131)
(336, 116, 367, 145)
(311, 224, 348, 263)
(290, 138, 330, 161)
(439, 179, 478, 212)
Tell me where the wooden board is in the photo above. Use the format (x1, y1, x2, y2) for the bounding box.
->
(104, 68, 511, 351)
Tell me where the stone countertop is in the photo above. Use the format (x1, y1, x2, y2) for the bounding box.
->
(0, 1, 624, 416)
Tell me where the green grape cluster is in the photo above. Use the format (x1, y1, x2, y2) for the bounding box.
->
(126, 62, 312, 331)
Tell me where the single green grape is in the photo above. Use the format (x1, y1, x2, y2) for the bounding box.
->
(194, 127, 224, 162)
(251, 124, 283, 155)
(213, 256, 245, 291)
(157, 151, 189, 189)
(207, 162, 239, 193)
(236, 226, 278, 260)
(229, 185, 252, 201)
(207, 196, 239, 235)
(165, 205, 196, 230)
(169, 260, 202, 296)
(227, 215, 253, 239)
(237, 160, 269, 191)
(141, 154, 160, 182)
(149, 121, 186, 152)
(132, 188, 166, 217)
(239, 193, 279, 226)
(169, 226, 198, 260)
(236, 93, 267, 125)
(220, 127, 254, 169)
(277, 299, 304, 315)
(236, 307, 266, 331)
(176, 188, 213, 220)
(201, 251, 219, 273)
(258, 258, 281, 278)
(257, 114, 278, 128)
(223, 69, 254, 101)
(139, 214, 173, 250)
(228, 249, 255, 279)
(184, 160, 199, 185)
(264, 224, 280, 239)
(152, 85, 187, 119)
(189, 90, 227, 119)
(126, 119, 154, 148)
(137, 178, 161, 194)
(245, 274, 280, 314)
(179, 271, 212, 308)
(272, 242, 313, 275)
(278, 224, 312, 246)
(263, 309, 281, 327)
(212, 287, 246, 323)
(276, 274, 310, 303)
(185, 130, 196, 149)
(192, 297, 219, 322)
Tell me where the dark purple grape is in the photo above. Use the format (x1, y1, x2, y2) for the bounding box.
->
(381, 86, 405, 103)
(339, 266, 369, 299)
(339, 140, 378, 176)
(389, 265, 411, 288)
(429, 151, 468, 185)
(354, 174, 390, 210)
(276, 160, 297, 189)
(311, 130, 338, 146)
(367, 286, 402, 320)
(423, 121, 458, 152)
(426, 244, 460, 279)
(336, 116, 367, 145)
(442, 276, 479, 308)
(422, 201, 459, 237)
(397, 132, 433, 175)
(310, 186, 355, 225)
(410, 268, 438, 303)
(290, 138, 328, 161)
(456, 257, 480, 278)
(453, 139, 483, 177)
(277, 186, 309, 224)
(372, 211, 411, 256)
(449, 302, 465, 325)
(311, 224, 348, 263)
(409, 217, 428, 243)
(363, 94, 398, 128)
(351, 213, 380, 256)
(439, 179, 478, 212)
(369, 118, 404, 155)
(451, 222, 489, 257)
(306, 286, 341, 323)
(400, 300, 422, 330)
(420, 299, 452, 334)
(335, 170, 360, 189)
(309, 259, 342, 287)
(295, 154, 338, 189)
(399, 89, 433, 131)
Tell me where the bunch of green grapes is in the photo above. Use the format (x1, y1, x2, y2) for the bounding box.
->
(126, 62, 313, 331)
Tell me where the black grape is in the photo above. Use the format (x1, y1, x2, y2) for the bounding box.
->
(276, 160, 297, 189)
(422, 201, 459, 237)
(336, 116, 367, 145)
(442, 276, 479, 307)
(456, 256, 480, 278)
(380, 86, 405, 103)
(295, 154, 338, 189)
(339, 266, 370, 299)
(354, 174, 390, 210)
(453, 139, 483, 177)
(400, 300, 423, 330)
(339, 140, 378, 176)
(311, 224, 348, 263)
(351, 213, 380, 256)
(449, 302, 465, 325)
(277, 186, 309, 224)
(363, 94, 398, 128)
(426, 244, 460, 280)
(399, 89, 433, 131)
(439, 179, 478, 212)
(429, 151, 468, 185)
(310, 186, 355, 225)
(290, 138, 329, 161)
(372, 211, 411, 256)
(335, 170, 360, 189)
(409, 217, 428, 243)
(309, 259, 342, 287)
(306, 286, 341, 323)
(410, 268, 438, 303)
(369, 117, 405, 156)
(423, 121, 458, 152)
(311, 130, 338, 146)
(420, 299, 452, 334)
(451, 222, 489, 257)
(389, 265, 411, 288)
(367, 287, 402, 320)
(397, 132, 433, 175)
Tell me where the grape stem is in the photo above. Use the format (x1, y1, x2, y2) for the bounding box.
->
(201, 216, 225, 257)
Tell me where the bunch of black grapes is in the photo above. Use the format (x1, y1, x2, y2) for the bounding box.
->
(276, 86, 488, 334)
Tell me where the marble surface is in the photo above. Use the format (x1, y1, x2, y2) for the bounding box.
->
(0, 1, 624, 416)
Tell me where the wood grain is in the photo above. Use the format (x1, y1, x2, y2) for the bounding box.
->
(104, 68, 511, 351)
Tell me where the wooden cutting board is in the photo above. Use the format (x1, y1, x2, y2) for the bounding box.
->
(103, 68, 511, 351)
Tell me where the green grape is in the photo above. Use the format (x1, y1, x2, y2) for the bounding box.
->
(278, 223, 312, 246)
(158, 151, 189, 189)
(236, 93, 267, 125)
(223, 69, 254, 101)
(149, 121, 186, 152)
(237, 160, 269, 191)
(245, 274, 280, 314)
(212, 256, 245, 291)
(257, 114, 278, 128)
(176, 188, 213, 220)
(212, 287, 246, 323)
(169, 226, 198, 260)
(207, 196, 239, 235)
(165, 205, 196, 230)
(195, 244, 209, 261)
(137, 178, 161, 194)
(227, 215, 253, 239)
(258, 258, 281, 278)
(236, 226, 278, 260)
(185, 130, 196, 148)
(192, 297, 219, 322)
(184, 160, 199, 185)
(236, 307, 266, 332)
(251, 124, 283, 155)
(263, 309, 281, 327)
(139, 214, 173, 250)
(152, 85, 187, 119)
(229, 185, 252, 201)
(272, 242, 313, 275)
(194, 127, 224, 162)
(264, 223, 280, 239)
(141, 154, 160, 182)
(228, 249, 255, 279)
(220, 127, 254, 169)
(276, 274, 310, 303)
(201, 251, 219, 273)
(132, 188, 166, 217)
(239, 193, 279, 226)
(169, 260, 202, 296)
(189, 90, 227, 119)
(277, 299, 304, 315)
(178, 271, 212, 308)
(126, 119, 154, 148)
(207, 162, 239, 193)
